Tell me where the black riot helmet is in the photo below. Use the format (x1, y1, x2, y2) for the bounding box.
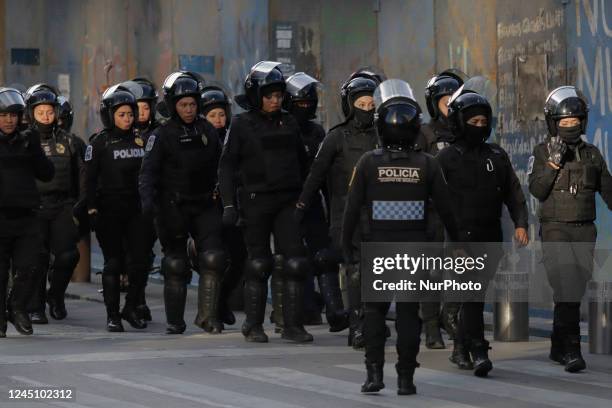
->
(201, 86, 232, 120)
(340, 76, 378, 119)
(447, 86, 493, 144)
(238, 61, 285, 110)
(373, 79, 422, 150)
(132, 77, 158, 121)
(0, 87, 26, 125)
(425, 68, 467, 119)
(99, 83, 138, 130)
(24, 83, 61, 124)
(544, 86, 589, 136)
(162, 71, 204, 117)
(283, 72, 319, 119)
(57, 96, 74, 132)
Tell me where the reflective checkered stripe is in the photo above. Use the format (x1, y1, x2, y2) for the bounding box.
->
(372, 200, 425, 221)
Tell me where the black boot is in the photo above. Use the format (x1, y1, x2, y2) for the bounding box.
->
(270, 255, 284, 333)
(361, 363, 385, 393)
(243, 278, 269, 343)
(163, 269, 188, 335)
(30, 310, 49, 324)
(47, 295, 67, 320)
(106, 314, 124, 332)
(121, 306, 147, 329)
(0, 310, 6, 338)
(424, 319, 445, 349)
(8, 310, 33, 335)
(9, 268, 37, 335)
(318, 272, 349, 332)
(470, 340, 493, 377)
(441, 302, 459, 340)
(396, 364, 418, 395)
(194, 269, 223, 334)
(136, 304, 152, 322)
(549, 331, 565, 364)
(348, 309, 365, 349)
(563, 335, 586, 373)
(449, 339, 473, 369)
(281, 278, 313, 343)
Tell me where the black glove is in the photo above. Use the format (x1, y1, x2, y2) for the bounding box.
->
(547, 137, 567, 167)
(222, 205, 238, 226)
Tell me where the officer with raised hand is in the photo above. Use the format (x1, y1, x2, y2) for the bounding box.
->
(529, 86, 612, 373)
(343, 79, 459, 395)
(0, 87, 54, 337)
(296, 69, 381, 348)
(419, 69, 466, 348)
(23, 84, 84, 323)
(140, 72, 226, 335)
(219, 61, 313, 343)
(285, 72, 348, 332)
(86, 82, 153, 332)
(436, 85, 529, 377)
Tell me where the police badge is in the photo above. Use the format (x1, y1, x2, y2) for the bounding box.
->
(135, 137, 144, 147)
(56, 143, 66, 154)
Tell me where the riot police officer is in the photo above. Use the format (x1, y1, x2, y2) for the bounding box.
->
(23, 84, 84, 323)
(140, 72, 227, 335)
(286, 72, 348, 332)
(86, 83, 153, 332)
(219, 61, 313, 343)
(201, 85, 246, 328)
(436, 88, 529, 377)
(529, 86, 612, 373)
(343, 79, 459, 395)
(57, 96, 74, 133)
(0, 87, 54, 337)
(419, 69, 466, 348)
(296, 70, 380, 348)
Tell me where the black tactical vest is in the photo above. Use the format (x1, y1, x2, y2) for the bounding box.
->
(0, 132, 41, 209)
(97, 131, 144, 199)
(37, 131, 73, 197)
(539, 147, 599, 222)
(365, 149, 429, 232)
(159, 120, 218, 201)
(239, 112, 303, 194)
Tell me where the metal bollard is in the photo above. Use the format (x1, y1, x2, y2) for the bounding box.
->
(493, 271, 529, 341)
(588, 281, 612, 354)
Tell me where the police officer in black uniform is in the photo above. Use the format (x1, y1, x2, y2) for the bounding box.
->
(343, 79, 459, 395)
(201, 85, 246, 328)
(140, 71, 227, 335)
(86, 83, 153, 332)
(436, 88, 529, 377)
(57, 96, 74, 133)
(418, 69, 466, 348)
(529, 86, 612, 373)
(0, 87, 54, 337)
(286, 72, 348, 332)
(131, 77, 159, 323)
(296, 71, 380, 348)
(219, 61, 313, 343)
(23, 84, 84, 323)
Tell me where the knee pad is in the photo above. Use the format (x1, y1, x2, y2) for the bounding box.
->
(103, 258, 122, 277)
(162, 256, 188, 280)
(285, 257, 310, 281)
(347, 263, 361, 289)
(199, 249, 228, 276)
(54, 249, 80, 271)
(313, 248, 339, 276)
(245, 258, 272, 282)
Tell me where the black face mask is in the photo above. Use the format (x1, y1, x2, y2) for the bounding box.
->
(35, 122, 55, 135)
(353, 107, 374, 128)
(113, 126, 133, 138)
(463, 124, 490, 146)
(216, 126, 227, 142)
(292, 106, 313, 124)
(557, 124, 582, 145)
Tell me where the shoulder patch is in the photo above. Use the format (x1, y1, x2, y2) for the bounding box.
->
(84, 145, 93, 162)
(527, 155, 535, 175)
(145, 135, 156, 152)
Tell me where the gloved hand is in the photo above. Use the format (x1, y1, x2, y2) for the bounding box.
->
(294, 201, 306, 225)
(547, 137, 567, 168)
(222, 205, 238, 226)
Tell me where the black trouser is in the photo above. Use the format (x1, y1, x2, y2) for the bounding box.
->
(241, 190, 308, 328)
(95, 204, 153, 318)
(157, 198, 224, 327)
(455, 227, 502, 347)
(364, 301, 421, 369)
(28, 202, 79, 313)
(421, 209, 445, 324)
(302, 199, 329, 313)
(220, 223, 247, 311)
(0, 213, 41, 325)
(135, 225, 157, 309)
(541, 222, 596, 339)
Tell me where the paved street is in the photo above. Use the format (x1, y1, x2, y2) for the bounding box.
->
(1, 281, 611, 408)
